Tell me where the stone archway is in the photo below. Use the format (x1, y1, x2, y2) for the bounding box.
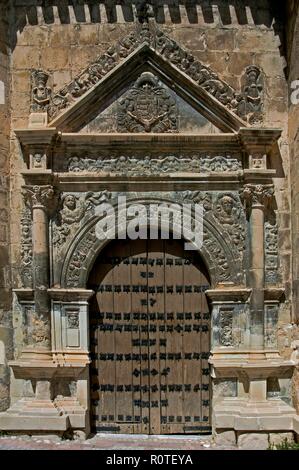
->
(60, 195, 243, 289)
(87, 236, 212, 434)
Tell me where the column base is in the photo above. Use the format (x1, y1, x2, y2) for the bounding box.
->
(0, 398, 68, 431)
(214, 397, 297, 431)
(54, 397, 87, 429)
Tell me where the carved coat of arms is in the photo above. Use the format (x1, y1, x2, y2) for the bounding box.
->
(117, 72, 178, 133)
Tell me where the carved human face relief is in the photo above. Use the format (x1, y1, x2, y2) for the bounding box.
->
(64, 195, 77, 210)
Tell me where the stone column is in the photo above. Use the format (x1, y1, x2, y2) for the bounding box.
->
(22, 185, 55, 355)
(243, 184, 274, 349)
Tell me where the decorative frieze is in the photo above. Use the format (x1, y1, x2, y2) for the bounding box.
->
(219, 308, 234, 347)
(218, 307, 243, 348)
(117, 72, 178, 133)
(265, 222, 279, 284)
(203, 228, 230, 282)
(67, 154, 241, 175)
(66, 229, 98, 287)
(20, 207, 33, 288)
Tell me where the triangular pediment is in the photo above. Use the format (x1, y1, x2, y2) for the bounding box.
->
(47, 24, 249, 133)
(80, 71, 221, 134)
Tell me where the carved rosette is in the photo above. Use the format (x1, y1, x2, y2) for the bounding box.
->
(242, 184, 274, 212)
(22, 185, 56, 213)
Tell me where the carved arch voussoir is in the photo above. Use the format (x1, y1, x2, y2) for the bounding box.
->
(60, 196, 243, 289)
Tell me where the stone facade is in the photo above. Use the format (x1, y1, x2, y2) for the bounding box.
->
(0, 1, 12, 412)
(0, 0, 298, 447)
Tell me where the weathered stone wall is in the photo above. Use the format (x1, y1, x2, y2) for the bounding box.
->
(6, 1, 294, 407)
(0, 1, 12, 411)
(286, 0, 299, 413)
(287, 1, 299, 323)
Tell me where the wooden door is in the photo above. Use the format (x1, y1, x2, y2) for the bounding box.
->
(89, 238, 211, 434)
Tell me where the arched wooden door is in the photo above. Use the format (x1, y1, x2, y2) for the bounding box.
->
(88, 238, 211, 434)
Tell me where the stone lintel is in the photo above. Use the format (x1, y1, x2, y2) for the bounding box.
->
(48, 288, 94, 302)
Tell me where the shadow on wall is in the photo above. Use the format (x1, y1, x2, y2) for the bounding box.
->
(8, 0, 285, 55)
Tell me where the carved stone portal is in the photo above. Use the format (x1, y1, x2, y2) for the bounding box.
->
(117, 72, 178, 133)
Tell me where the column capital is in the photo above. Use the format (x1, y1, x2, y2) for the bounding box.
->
(242, 183, 274, 211)
(22, 184, 57, 212)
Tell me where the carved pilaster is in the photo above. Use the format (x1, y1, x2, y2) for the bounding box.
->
(22, 185, 56, 350)
(242, 184, 274, 349)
